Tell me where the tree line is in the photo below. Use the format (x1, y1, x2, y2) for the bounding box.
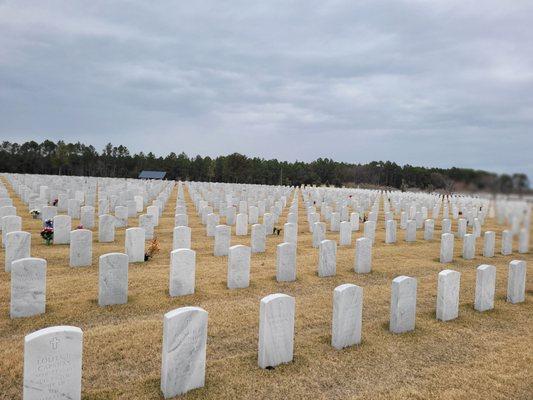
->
(0, 140, 529, 194)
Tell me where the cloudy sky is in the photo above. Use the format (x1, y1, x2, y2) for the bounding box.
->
(1, 0, 532, 177)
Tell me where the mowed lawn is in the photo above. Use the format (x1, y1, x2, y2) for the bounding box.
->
(0, 177, 532, 400)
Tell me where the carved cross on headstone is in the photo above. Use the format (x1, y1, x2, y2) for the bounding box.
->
(50, 337, 60, 350)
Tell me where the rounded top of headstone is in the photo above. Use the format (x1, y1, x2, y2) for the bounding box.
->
(260, 293, 294, 305)
(25, 325, 82, 343)
(164, 306, 207, 321)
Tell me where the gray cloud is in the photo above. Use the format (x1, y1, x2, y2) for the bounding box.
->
(1, 0, 532, 177)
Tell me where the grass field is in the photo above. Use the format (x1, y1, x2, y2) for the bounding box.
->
(1, 178, 532, 399)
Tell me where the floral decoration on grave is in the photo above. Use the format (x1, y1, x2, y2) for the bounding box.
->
(145, 238, 161, 261)
(30, 209, 40, 219)
(52, 198, 58, 206)
(40, 227, 54, 245)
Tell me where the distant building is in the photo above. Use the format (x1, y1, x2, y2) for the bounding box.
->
(138, 170, 166, 180)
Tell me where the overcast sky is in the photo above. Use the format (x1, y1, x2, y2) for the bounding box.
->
(1, 1, 532, 177)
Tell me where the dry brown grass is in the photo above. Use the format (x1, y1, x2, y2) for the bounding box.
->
(0, 178, 532, 400)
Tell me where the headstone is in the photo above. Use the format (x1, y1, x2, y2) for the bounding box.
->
(161, 307, 208, 398)
(424, 219, 434, 240)
(174, 213, 188, 227)
(173, 226, 192, 250)
(227, 245, 251, 289)
(80, 206, 95, 229)
(518, 228, 529, 254)
(236, 213, 248, 236)
(442, 218, 451, 234)
(474, 264, 496, 312)
(363, 220, 376, 244)
(147, 205, 159, 226)
(258, 293, 295, 368)
(276, 242, 297, 282)
(507, 260, 526, 304)
(483, 231, 495, 257)
(98, 253, 128, 306)
(69, 229, 92, 267)
(125, 227, 145, 262)
(139, 214, 155, 240)
(11, 257, 46, 318)
(440, 233, 454, 263)
(436, 269, 460, 321)
(2, 215, 21, 245)
(312, 221, 326, 248)
(318, 239, 337, 277)
(339, 221, 351, 246)
(405, 220, 416, 242)
(389, 276, 417, 333)
(354, 237, 372, 274)
(330, 212, 340, 232)
(213, 225, 230, 256)
(350, 212, 360, 231)
(114, 206, 128, 228)
(462, 233, 475, 260)
(457, 218, 467, 238)
(169, 249, 196, 296)
(385, 219, 397, 244)
(53, 215, 72, 244)
(23, 326, 83, 400)
(206, 213, 219, 237)
(501, 230, 512, 255)
(331, 284, 363, 349)
(251, 224, 266, 253)
(5, 231, 31, 272)
(67, 199, 81, 219)
(283, 222, 297, 245)
(98, 214, 115, 243)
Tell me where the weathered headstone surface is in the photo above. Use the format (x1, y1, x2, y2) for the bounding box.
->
(385, 219, 396, 244)
(442, 218, 451, 234)
(332, 284, 363, 349)
(501, 230, 512, 255)
(161, 307, 208, 398)
(174, 213, 188, 227)
(507, 260, 526, 304)
(462, 233, 475, 260)
(258, 293, 295, 369)
(405, 220, 416, 242)
(70, 229, 92, 267)
(213, 225, 230, 256)
(98, 214, 115, 243)
(236, 213, 248, 236)
(170, 249, 196, 296)
(2, 215, 21, 245)
(227, 245, 251, 289)
(98, 253, 128, 306)
(5, 231, 30, 272)
(390, 276, 417, 333)
(518, 228, 529, 254)
(474, 264, 496, 312)
(173, 226, 192, 250)
(53, 215, 72, 244)
(424, 219, 434, 241)
(114, 205, 128, 228)
(483, 231, 495, 257)
(354, 237, 372, 274)
(125, 227, 145, 263)
(312, 221, 326, 248)
(23, 326, 83, 400)
(276, 242, 296, 282)
(436, 269, 460, 321)
(139, 214, 155, 240)
(251, 224, 266, 253)
(318, 239, 337, 277)
(364, 220, 376, 244)
(11, 257, 46, 318)
(339, 221, 351, 246)
(80, 206, 95, 229)
(283, 222, 297, 245)
(440, 233, 454, 263)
